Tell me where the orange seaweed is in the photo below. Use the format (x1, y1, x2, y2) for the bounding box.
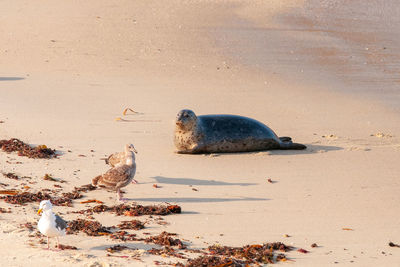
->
(80, 199, 104, 204)
(0, 190, 19, 195)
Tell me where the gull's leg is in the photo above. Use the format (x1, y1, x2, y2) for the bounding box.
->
(117, 188, 128, 202)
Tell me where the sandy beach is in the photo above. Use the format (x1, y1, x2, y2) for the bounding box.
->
(1, 0, 400, 266)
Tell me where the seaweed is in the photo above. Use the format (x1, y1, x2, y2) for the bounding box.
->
(181, 256, 245, 267)
(204, 243, 293, 265)
(0, 138, 56, 159)
(58, 244, 78, 250)
(43, 174, 57, 181)
(0, 190, 19, 195)
(2, 172, 20, 180)
(66, 219, 113, 236)
(61, 191, 82, 200)
(73, 184, 97, 193)
(1, 190, 82, 206)
(80, 199, 103, 204)
(109, 230, 141, 242)
(107, 230, 186, 248)
(1, 191, 51, 205)
(106, 245, 130, 253)
(145, 231, 186, 249)
(74, 203, 181, 216)
(117, 220, 145, 230)
(297, 248, 309, 253)
(20, 222, 36, 231)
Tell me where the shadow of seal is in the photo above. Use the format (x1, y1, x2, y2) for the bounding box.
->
(174, 109, 306, 154)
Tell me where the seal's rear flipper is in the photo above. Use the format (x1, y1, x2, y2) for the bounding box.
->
(279, 136, 292, 142)
(280, 142, 307, 150)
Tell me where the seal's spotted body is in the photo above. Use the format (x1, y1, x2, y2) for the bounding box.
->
(174, 109, 306, 154)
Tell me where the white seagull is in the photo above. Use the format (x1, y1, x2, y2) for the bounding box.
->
(92, 144, 137, 201)
(37, 200, 68, 250)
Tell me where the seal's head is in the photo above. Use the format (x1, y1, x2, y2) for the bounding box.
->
(175, 109, 197, 131)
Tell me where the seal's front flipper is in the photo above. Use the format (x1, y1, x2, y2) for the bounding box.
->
(279, 136, 292, 142)
(176, 144, 202, 154)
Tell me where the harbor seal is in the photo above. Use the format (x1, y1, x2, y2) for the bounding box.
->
(174, 109, 306, 154)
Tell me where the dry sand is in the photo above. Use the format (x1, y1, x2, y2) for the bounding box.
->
(1, 0, 400, 266)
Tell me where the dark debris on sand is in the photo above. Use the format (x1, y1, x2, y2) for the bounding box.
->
(181, 243, 293, 266)
(389, 242, 400, 248)
(20, 222, 36, 231)
(1, 191, 51, 205)
(0, 184, 93, 206)
(106, 245, 134, 253)
(43, 174, 58, 182)
(0, 207, 12, 213)
(145, 231, 186, 249)
(74, 203, 181, 217)
(0, 182, 9, 187)
(107, 244, 128, 253)
(0, 190, 82, 206)
(58, 244, 78, 250)
(0, 138, 56, 159)
(107, 230, 187, 249)
(117, 220, 145, 230)
(73, 184, 97, 193)
(109, 230, 141, 242)
(180, 256, 246, 267)
(61, 191, 82, 201)
(66, 218, 113, 236)
(2, 172, 20, 180)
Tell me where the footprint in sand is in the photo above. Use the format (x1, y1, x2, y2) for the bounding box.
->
(1, 223, 18, 234)
(370, 132, 393, 138)
(322, 134, 338, 140)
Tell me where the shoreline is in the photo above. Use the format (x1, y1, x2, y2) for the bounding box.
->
(217, 1, 400, 113)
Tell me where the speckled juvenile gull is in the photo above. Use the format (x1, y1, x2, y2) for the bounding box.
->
(93, 144, 137, 201)
(37, 200, 67, 250)
(105, 144, 137, 167)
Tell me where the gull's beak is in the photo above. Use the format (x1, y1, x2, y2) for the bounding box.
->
(37, 209, 42, 215)
(130, 146, 138, 154)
